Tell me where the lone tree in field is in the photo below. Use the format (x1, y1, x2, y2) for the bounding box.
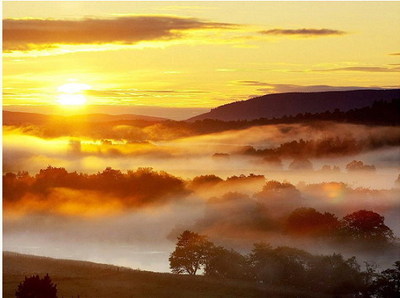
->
(15, 274, 57, 298)
(169, 230, 213, 275)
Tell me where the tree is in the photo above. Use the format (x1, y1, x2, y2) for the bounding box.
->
(247, 242, 275, 283)
(248, 243, 311, 286)
(307, 254, 363, 296)
(340, 210, 394, 242)
(204, 246, 249, 280)
(169, 230, 213, 275)
(271, 246, 312, 286)
(15, 274, 57, 298)
(190, 174, 223, 188)
(370, 261, 400, 297)
(288, 158, 313, 170)
(346, 160, 376, 172)
(285, 207, 339, 237)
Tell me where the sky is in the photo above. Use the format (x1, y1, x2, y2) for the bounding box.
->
(3, 1, 400, 118)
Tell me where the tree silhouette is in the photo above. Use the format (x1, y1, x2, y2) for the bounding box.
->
(166, 230, 400, 296)
(307, 254, 363, 296)
(346, 160, 376, 172)
(169, 230, 213, 275)
(15, 274, 57, 298)
(248, 243, 311, 286)
(204, 246, 249, 279)
(285, 207, 339, 237)
(340, 210, 394, 242)
(371, 261, 400, 297)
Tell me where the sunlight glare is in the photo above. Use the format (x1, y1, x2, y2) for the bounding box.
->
(57, 93, 87, 105)
(58, 83, 90, 94)
(57, 82, 91, 106)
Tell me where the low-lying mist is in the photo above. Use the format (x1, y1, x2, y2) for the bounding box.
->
(4, 122, 400, 188)
(4, 167, 400, 271)
(3, 121, 400, 272)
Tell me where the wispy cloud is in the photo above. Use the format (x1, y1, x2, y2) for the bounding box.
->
(85, 89, 208, 99)
(318, 66, 400, 73)
(260, 28, 346, 37)
(3, 16, 236, 52)
(236, 81, 385, 93)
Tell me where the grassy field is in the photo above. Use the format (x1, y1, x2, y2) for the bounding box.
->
(3, 251, 328, 298)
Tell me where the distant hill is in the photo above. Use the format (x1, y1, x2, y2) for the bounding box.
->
(3, 111, 167, 126)
(188, 89, 400, 121)
(3, 251, 325, 298)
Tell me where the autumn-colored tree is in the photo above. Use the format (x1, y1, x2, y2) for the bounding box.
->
(285, 207, 339, 237)
(340, 210, 394, 242)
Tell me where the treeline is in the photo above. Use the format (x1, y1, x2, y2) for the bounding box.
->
(170, 230, 400, 297)
(241, 137, 366, 160)
(230, 124, 400, 160)
(238, 133, 400, 161)
(139, 99, 400, 141)
(6, 100, 398, 142)
(4, 168, 397, 243)
(285, 208, 394, 242)
(194, 203, 395, 244)
(3, 166, 187, 207)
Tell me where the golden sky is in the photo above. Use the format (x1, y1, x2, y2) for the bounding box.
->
(3, 1, 400, 112)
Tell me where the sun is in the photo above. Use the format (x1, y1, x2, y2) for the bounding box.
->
(57, 83, 90, 106)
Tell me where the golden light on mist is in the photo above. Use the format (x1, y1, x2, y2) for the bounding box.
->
(57, 82, 91, 106)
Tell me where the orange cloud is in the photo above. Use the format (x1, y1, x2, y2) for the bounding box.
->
(3, 16, 236, 52)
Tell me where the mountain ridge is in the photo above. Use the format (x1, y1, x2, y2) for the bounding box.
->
(188, 89, 400, 121)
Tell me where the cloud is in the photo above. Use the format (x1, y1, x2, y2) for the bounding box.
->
(260, 28, 346, 37)
(237, 80, 271, 87)
(85, 88, 208, 98)
(236, 81, 384, 93)
(318, 66, 400, 73)
(389, 52, 400, 56)
(3, 16, 236, 52)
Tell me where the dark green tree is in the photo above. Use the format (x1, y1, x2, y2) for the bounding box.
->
(248, 243, 311, 286)
(307, 254, 363, 296)
(204, 246, 249, 279)
(371, 261, 400, 297)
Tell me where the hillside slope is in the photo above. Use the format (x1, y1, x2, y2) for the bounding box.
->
(3, 252, 327, 298)
(189, 89, 400, 121)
